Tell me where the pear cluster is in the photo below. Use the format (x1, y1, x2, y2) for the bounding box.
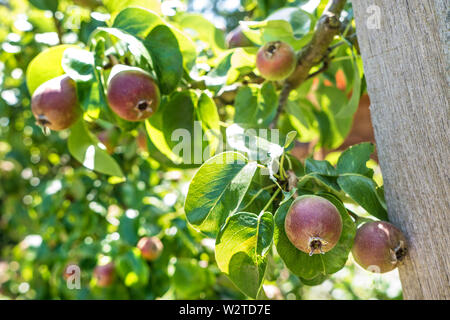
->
(285, 195, 407, 273)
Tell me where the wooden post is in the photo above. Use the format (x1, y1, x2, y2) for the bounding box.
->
(352, 0, 450, 299)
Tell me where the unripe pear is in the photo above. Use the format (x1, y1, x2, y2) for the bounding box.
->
(107, 65, 160, 122)
(31, 75, 80, 131)
(226, 26, 253, 48)
(137, 236, 163, 261)
(352, 221, 407, 273)
(93, 262, 115, 287)
(285, 195, 343, 255)
(256, 41, 296, 81)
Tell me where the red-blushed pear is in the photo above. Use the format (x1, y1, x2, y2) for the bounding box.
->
(256, 41, 296, 81)
(93, 262, 115, 287)
(352, 221, 407, 273)
(285, 195, 343, 255)
(31, 75, 81, 131)
(226, 26, 253, 48)
(107, 65, 160, 122)
(137, 236, 163, 261)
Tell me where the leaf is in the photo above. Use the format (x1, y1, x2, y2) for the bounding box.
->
(315, 86, 353, 149)
(300, 274, 328, 286)
(112, 6, 164, 38)
(266, 7, 313, 38)
(145, 109, 183, 165)
(284, 131, 297, 149)
(116, 249, 150, 287)
(286, 99, 319, 142)
(184, 152, 257, 237)
(203, 52, 233, 88)
(196, 93, 220, 156)
(162, 91, 197, 162)
(26, 44, 77, 95)
(146, 91, 216, 166)
(234, 82, 278, 128)
(227, 47, 258, 83)
(144, 25, 183, 94)
(242, 19, 312, 51)
(68, 120, 124, 178)
(94, 27, 153, 69)
(337, 174, 388, 220)
(113, 7, 196, 70)
(226, 124, 284, 163)
(305, 158, 337, 176)
(62, 48, 95, 82)
(178, 13, 226, 54)
(104, 0, 162, 15)
(173, 258, 214, 299)
(29, 0, 58, 12)
(336, 142, 374, 177)
(273, 194, 355, 279)
(215, 211, 274, 298)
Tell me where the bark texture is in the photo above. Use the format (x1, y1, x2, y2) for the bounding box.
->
(352, 0, 450, 299)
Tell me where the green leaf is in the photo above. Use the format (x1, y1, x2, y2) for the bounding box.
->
(226, 124, 284, 184)
(273, 194, 355, 279)
(26, 44, 76, 95)
(178, 13, 226, 53)
(116, 248, 150, 287)
(242, 20, 312, 51)
(203, 52, 233, 88)
(144, 25, 183, 94)
(185, 152, 257, 237)
(145, 108, 183, 165)
(173, 258, 214, 299)
(146, 91, 215, 166)
(227, 47, 258, 83)
(29, 0, 58, 12)
(104, 0, 162, 15)
(300, 274, 328, 286)
(234, 82, 278, 127)
(284, 131, 297, 149)
(305, 159, 337, 176)
(215, 211, 274, 298)
(316, 86, 352, 149)
(286, 98, 319, 142)
(336, 142, 374, 177)
(196, 93, 220, 156)
(94, 27, 153, 69)
(113, 7, 196, 70)
(112, 6, 164, 38)
(62, 48, 95, 82)
(337, 174, 388, 220)
(266, 7, 313, 38)
(68, 120, 124, 178)
(238, 187, 272, 214)
(162, 91, 197, 162)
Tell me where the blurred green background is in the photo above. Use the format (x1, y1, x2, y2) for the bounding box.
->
(0, 0, 402, 300)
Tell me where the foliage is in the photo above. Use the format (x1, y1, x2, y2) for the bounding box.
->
(0, 0, 401, 300)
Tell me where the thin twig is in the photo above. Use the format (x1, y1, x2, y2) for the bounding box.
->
(52, 13, 63, 45)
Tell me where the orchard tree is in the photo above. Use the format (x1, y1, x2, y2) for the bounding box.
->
(4, 0, 444, 300)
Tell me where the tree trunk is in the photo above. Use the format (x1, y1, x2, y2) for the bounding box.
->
(351, 0, 450, 299)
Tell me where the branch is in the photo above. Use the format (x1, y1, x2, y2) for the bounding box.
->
(269, 0, 347, 128)
(52, 14, 63, 45)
